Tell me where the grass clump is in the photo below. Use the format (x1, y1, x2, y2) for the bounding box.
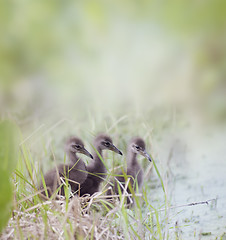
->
(1, 115, 214, 239)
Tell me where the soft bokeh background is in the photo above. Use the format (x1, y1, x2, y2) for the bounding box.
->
(0, 1, 226, 238)
(1, 0, 226, 132)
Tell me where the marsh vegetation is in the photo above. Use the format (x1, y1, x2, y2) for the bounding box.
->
(0, 1, 226, 239)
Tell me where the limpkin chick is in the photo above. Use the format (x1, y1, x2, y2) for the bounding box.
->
(39, 137, 93, 198)
(79, 134, 123, 197)
(108, 137, 152, 205)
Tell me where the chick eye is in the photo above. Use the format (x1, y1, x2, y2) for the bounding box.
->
(104, 142, 110, 147)
(75, 144, 81, 149)
(135, 146, 140, 150)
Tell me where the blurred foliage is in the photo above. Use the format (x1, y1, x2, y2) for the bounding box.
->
(148, 0, 226, 34)
(0, 121, 20, 172)
(0, 0, 225, 128)
(0, 120, 20, 233)
(0, 169, 13, 233)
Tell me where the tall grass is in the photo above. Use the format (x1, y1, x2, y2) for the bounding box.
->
(1, 116, 182, 239)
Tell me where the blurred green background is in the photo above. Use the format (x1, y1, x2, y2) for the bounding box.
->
(0, 0, 226, 133)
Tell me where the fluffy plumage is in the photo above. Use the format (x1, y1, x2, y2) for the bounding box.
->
(39, 137, 93, 198)
(108, 137, 152, 205)
(79, 134, 123, 196)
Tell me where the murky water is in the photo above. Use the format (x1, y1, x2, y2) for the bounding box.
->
(150, 125, 226, 239)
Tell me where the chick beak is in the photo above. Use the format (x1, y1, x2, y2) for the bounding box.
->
(80, 148, 93, 159)
(109, 144, 123, 155)
(140, 149, 152, 162)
